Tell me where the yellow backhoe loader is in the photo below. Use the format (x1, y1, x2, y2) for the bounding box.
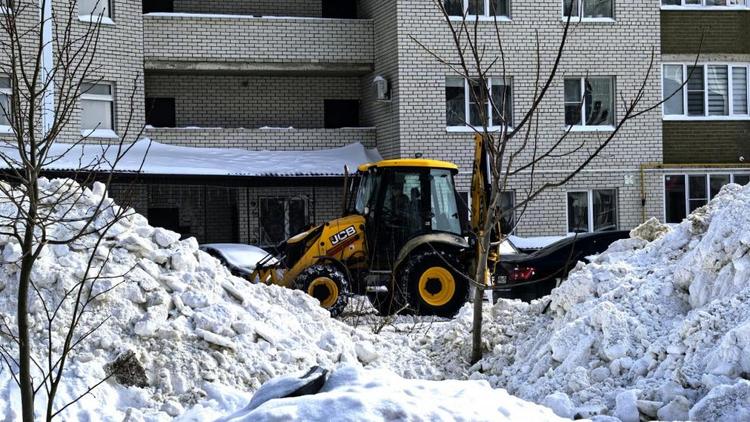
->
(251, 135, 497, 317)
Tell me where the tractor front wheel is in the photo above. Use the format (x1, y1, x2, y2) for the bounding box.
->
(401, 250, 468, 317)
(294, 264, 349, 317)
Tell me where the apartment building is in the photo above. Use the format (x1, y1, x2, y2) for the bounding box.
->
(659, 0, 750, 223)
(4, 0, 741, 245)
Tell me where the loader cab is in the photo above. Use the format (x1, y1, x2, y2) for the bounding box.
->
(355, 160, 462, 270)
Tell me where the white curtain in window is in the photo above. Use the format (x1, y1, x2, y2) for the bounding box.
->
(707, 65, 729, 116)
(584, 0, 614, 17)
(0, 77, 9, 126)
(732, 67, 748, 114)
(663, 65, 684, 115)
(686, 66, 705, 115)
(81, 100, 113, 130)
(79, 0, 109, 17)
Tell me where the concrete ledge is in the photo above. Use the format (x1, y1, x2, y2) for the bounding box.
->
(144, 60, 373, 76)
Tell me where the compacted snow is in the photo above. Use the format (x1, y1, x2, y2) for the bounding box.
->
(216, 365, 567, 422)
(2, 178, 749, 421)
(0, 179, 437, 420)
(405, 183, 750, 421)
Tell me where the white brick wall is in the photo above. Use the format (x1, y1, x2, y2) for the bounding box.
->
(145, 74, 361, 129)
(142, 14, 374, 68)
(390, 0, 664, 235)
(172, 0, 322, 17)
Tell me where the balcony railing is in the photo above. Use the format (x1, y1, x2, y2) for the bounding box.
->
(143, 13, 375, 75)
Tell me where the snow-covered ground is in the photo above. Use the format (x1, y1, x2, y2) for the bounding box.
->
(393, 183, 750, 421)
(1, 178, 750, 421)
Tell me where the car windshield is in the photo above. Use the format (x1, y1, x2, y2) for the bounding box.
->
(202, 244, 276, 270)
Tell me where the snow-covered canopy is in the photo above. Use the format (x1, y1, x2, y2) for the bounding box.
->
(0, 139, 382, 178)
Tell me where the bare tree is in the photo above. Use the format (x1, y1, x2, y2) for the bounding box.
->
(415, 1, 688, 363)
(0, 1, 146, 420)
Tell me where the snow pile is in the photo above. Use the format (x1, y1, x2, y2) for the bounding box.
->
(0, 178, 437, 420)
(217, 365, 567, 422)
(421, 182, 750, 421)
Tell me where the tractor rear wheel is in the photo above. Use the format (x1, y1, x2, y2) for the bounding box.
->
(294, 264, 349, 317)
(366, 277, 408, 316)
(401, 250, 468, 317)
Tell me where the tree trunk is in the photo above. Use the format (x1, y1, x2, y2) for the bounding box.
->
(19, 216, 37, 422)
(470, 233, 492, 364)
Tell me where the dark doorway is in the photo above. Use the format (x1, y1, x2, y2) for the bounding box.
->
(324, 99, 360, 128)
(143, 0, 174, 13)
(322, 0, 357, 19)
(148, 207, 189, 237)
(145, 97, 176, 128)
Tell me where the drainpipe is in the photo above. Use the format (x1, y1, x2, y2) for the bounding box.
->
(639, 162, 750, 223)
(40, 0, 55, 135)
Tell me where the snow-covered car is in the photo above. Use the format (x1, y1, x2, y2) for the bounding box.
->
(493, 230, 630, 302)
(199, 243, 277, 281)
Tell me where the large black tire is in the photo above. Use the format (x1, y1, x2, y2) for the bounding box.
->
(402, 250, 468, 317)
(294, 264, 349, 317)
(366, 277, 408, 316)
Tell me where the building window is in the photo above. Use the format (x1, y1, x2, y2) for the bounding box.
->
(143, 0, 173, 13)
(81, 82, 115, 137)
(145, 97, 176, 128)
(567, 189, 618, 233)
(664, 173, 750, 223)
(446, 76, 513, 129)
(79, 0, 111, 19)
(564, 77, 615, 127)
(444, 0, 511, 18)
(663, 64, 750, 119)
(259, 197, 309, 246)
(661, 0, 747, 7)
(324, 99, 360, 128)
(563, 0, 615, 19)
(0, 76, 10, 128)
(499, 191, 515, 234)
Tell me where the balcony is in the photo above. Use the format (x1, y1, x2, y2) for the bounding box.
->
(143, 13, 375, 75)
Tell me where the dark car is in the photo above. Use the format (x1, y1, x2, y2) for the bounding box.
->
(199, 243, 277, 281)
(492, 230, 630, 302)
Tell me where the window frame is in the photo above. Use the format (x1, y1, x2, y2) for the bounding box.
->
(661, 0, 748, 10)
(446, 0, 512, 20)
(663, 173, 750, 223)
(445, 76, 514, 132)
(78, 0, 114, 24)
(258, 196, 310, 247)
(564, 76, 616, 131)
(0, 76, 11, 133)
(80, 81, 117, 138)
(566, 189, 619, 234)
(662, 63, 750, 120)
(561, 0, 616, 22)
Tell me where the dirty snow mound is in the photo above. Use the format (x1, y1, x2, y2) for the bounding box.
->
(418, 183, 750, 420)
(0, 178, 438, 420)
